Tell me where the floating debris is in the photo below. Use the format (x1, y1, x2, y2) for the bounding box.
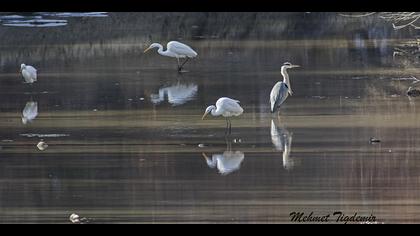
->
(40, 12, 108, 18)
(93, 109, 98, 112)
(20, 133, 69, 138)
(128, 98, 133, 101)
(2, 19, 68, 27)
(388, 149, 392, 153)
(390, 94, 400, 98)
(233, 138, 242, 143)
(37, 141, 48, 151)
(198, 144, 206, 148)
(1, 139, 14, 142)
(139, 97, 145, 101)
(369, 137, 381, 143)
(312, 96, 327, 99)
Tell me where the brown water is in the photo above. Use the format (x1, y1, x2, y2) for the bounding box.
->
(1, 12, 420, 224)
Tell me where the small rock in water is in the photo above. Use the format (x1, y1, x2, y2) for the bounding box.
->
(69, 213, 89, 224)
(37, 141, 48, 151)
(198, 143, 206, 148)
(369, 137, 381, 143)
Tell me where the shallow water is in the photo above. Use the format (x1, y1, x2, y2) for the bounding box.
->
(1, 12, 420, 223)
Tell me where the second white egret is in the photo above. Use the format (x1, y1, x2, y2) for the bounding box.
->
(202, 97, 244, 135)
(20, 64, 37, 84)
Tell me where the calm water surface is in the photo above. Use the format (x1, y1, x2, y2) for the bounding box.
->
(0, 12, 420, 223)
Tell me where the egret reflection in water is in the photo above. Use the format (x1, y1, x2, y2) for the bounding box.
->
(22, 101, 38, 124)
(202, 139, 244, 175)
(150, 81, 198, 106)
(270, 119, 295, 170)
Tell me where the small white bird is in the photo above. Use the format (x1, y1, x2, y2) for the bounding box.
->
(202, 97, 244, 135)
(144, 41, 198, 72)
(22, 101, 38, 124)
(37, 140, 48, 151)
(69, 213, 89, 224)
(20, 64, 37, 84)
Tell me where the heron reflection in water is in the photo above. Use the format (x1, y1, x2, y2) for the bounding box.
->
(270, 119, 296, 170)
(22, 100, 38, 124)
(150, 81, 198, 106)
(202, 139, 244, 176)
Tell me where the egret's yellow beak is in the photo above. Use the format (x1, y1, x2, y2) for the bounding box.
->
(143, 47, 151, 53)
(201, 112, 209, 120)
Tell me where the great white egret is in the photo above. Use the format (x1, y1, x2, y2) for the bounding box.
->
(144, 41, 198, 72)
(20, 64, 37, 84)
(270, 62, 300, 113)
(22, 101, 38, 124)
(202, 97, 244, 135)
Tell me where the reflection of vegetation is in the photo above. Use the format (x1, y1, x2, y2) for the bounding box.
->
(339, 12, 420, 30)
(393, 38, 420, 66)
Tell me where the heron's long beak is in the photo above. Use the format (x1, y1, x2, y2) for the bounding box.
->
(291, 65, 300, 68)
(143, 47, 151, 53)
(201, 112, 209, 120)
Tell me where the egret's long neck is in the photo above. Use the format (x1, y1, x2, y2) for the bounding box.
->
(281, 67, 292, 93)
(155, 44, 167, 56)
(211, 107, 223, 117)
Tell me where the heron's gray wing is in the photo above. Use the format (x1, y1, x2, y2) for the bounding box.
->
(270, 82, 289, 112)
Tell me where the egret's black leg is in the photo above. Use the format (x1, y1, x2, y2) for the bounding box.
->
(228, 118, 232, 135)
(177, 58, 181, 71)
(225, 118, 229, 136)
(178, 57, 190, 72)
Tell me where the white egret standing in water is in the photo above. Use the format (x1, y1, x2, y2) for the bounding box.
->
(270, 62, 300, 114)
(144, 41, 198, 72)
(202, 97, 244, 135)
(20, 64, 37, 84)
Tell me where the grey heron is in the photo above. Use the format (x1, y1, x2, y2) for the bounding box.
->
(270, 62, 300, 114)
(202, 97, 244, 135)
(144, 41, 198, 72)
